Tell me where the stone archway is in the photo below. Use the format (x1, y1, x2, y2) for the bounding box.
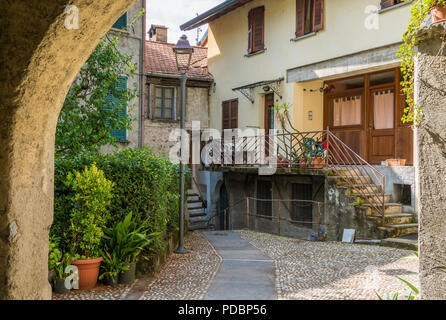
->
(0, 0, 139, 300)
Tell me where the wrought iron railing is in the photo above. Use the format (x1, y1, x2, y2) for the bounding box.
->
(204, 130, 386, 220)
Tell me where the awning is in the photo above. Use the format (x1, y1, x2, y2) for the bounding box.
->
(180, 0, 253, 31)
(232, 77, 284, 103)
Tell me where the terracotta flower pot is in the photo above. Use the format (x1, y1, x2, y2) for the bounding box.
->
(312, 157, 325, 169)
(431, 6, 446, 23)
(299, 158, 308, 168)
(386, 159, 406, 167)
(71, 257, 103, 290)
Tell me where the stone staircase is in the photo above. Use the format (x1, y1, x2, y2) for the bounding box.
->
(328, 171, 418, 250)
(187, 189, 209, 231)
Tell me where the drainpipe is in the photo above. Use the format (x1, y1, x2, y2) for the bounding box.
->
(139, 0, 146, 148)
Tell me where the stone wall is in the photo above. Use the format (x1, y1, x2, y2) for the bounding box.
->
(415, 22, 446, 300)
(0, 0, 140, 300)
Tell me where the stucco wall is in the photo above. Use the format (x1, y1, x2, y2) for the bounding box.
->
(207, 0, 411, 132)
(101, 2, 143, 153)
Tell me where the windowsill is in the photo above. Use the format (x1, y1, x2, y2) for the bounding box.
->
(115, 140, 130, 144)
(149, 118, 179, 123)
(291, 31, 317, 42)
(379, 1, 412, 14)
(244, 49, 266, 58)
(109, 27, 130, 34)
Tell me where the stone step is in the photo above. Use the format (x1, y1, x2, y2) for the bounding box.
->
(349, 184, 382, 194)
(378, 223, 418, 238)
(188, 208, 206, 217)
(362, 203, 403, 216)
(187, 201, 204, 210)
(373, 213, 416, 225)
(337, 168, 366, 176)
(189, 215, 209, 224)
(187, 195, 200, 203)
(188, 220, 210, 231)
(381, 237, 418, 251)
(334, 176, 373, 186)
(354, 193, 392, 204)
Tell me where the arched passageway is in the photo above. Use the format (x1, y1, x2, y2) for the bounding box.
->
(0, 0, 139, 299)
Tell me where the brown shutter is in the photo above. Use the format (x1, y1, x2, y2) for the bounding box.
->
(248, 9, 253, 53)
(296, 0, 306, 37)
(249, 6, 264, 53)
(222, 100, 238, 129)
(380, 0, 395, 9)
(312, 0, 324, 32)
(231, 100, 238, 129)
(222, 101, 230, 129)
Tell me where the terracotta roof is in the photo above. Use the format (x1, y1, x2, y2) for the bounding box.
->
(144, 40, 213, 80)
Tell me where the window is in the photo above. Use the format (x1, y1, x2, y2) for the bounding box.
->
(248, 6, 265, 54)
(105, 76, 127, 142)
(380, 0, 404, 10)
(222, 99, 238, 129)
(112, 13, 127, 30)
(154, 87, 176, 120)
(296, 0, 324, 38)
(291, 183, 313, 227)
(257, 180, 272, 218)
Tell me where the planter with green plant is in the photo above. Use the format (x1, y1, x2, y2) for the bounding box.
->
(102, 213, 157, 285)
(398, 0, 446, 125)
(67, 164, 114, 290)
(48, 238, 76, 294)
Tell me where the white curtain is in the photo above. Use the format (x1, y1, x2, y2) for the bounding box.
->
(333, 96, 361, 126)
(373, 90, 394, 130)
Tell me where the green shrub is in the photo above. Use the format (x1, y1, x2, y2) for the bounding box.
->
(52, 147, 190, 253)
(66, 164, 114, 259)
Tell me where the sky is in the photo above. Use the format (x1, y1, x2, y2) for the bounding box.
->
(145, 0, 222, 45)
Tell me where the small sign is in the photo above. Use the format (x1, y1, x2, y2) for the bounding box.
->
(342, 229, 356, 243)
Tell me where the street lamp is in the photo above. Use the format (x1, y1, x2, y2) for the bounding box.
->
(173, 35, 193, 254)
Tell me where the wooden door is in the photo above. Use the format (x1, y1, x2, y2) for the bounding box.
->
(326, 88, 366, 160)
(368, 86, 396, 164)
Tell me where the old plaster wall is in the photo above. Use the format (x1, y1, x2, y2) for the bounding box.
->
(415, 22, 446, 300)
(0, 0, 138, 300)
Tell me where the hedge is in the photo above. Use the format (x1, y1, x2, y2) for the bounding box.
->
(52, 147, 190, 252)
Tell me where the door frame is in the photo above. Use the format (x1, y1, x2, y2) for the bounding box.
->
(323, 67, 412, 165)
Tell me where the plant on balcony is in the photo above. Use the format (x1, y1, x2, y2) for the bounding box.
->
(398, 0, 446, 125)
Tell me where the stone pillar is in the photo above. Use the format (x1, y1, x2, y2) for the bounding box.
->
(415, 22, 446, 300)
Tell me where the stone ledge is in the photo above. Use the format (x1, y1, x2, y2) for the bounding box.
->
(416, 21, 446, 41)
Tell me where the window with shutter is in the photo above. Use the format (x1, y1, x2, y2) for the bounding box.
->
(112, 13, 127, 30)
(107, 76, 127, 142)
(295, 0, 324, 38)
(248, 6, 265, 54)
(154, 86, 176, 120)
(380, 0, 405, 9)
(222, 99, 238, 130)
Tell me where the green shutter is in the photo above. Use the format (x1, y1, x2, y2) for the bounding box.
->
(106, 76, 127, 142)
(112, 13, 127, 30)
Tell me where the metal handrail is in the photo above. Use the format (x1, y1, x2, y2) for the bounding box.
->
(205, 129, 386, 223)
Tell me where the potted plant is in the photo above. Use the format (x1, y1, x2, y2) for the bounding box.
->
(398, 0, 446, 124)
(49, 239, 75, 294)
(311, 141, 326, 169)
(102, 213, 156, 285)
(99, 250, 128, 286)
(66, 164, 114, 290)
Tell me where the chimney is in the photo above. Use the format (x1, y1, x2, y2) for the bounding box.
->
(148, 25, 168, 43)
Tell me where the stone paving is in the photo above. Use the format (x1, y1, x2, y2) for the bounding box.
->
(53, 231, 222, 300)
(237, 230, 419, 300)
(54, 230, 419, 300)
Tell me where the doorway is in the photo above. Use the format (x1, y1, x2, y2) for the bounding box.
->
(324, 68, 413, 165)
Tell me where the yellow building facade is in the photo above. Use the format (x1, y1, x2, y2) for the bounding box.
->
(183, 0, 413, 164)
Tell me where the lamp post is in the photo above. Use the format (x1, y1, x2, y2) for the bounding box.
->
(173, 35, 194, 254)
